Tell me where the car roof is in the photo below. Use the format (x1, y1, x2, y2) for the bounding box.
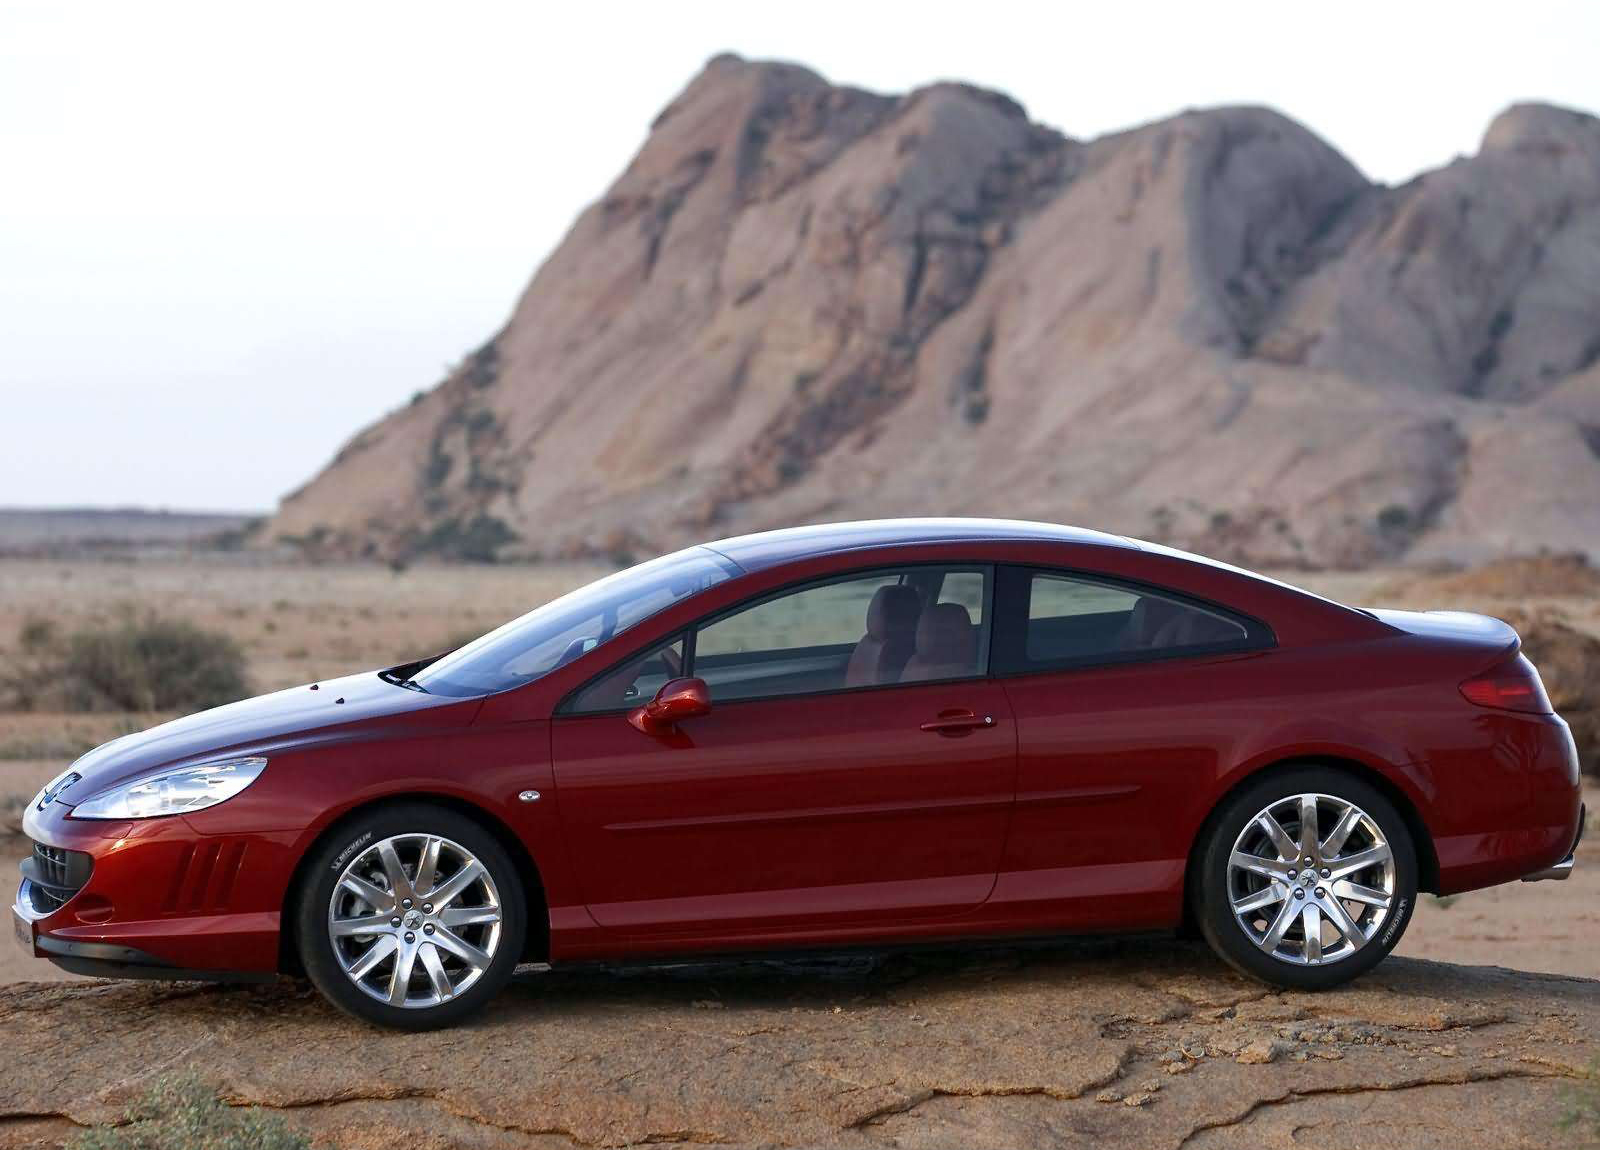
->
(704, 517, 1138, 572)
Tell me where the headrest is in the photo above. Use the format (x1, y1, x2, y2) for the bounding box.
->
(1127, 595, 1185, 642)
(866, 584, 921, 638)
(915, 602, 976, 662)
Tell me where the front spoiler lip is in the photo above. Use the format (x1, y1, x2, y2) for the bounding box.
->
(34, 933, 275, 983)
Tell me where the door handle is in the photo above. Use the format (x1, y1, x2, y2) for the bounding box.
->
(920, 711, 996, 734)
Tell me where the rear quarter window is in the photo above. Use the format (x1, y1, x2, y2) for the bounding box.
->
(995, 567, 1269, 673)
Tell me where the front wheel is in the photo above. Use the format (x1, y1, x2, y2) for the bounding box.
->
(1195, 767, 1417, 990)
(296, 803, 526, 1029)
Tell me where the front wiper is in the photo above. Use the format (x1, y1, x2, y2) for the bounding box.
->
(378, 668, 428, 693)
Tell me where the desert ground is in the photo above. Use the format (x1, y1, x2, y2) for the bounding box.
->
(0, 555, 1594, 1147)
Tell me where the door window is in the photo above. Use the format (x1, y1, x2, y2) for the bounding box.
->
(565, 635, 686, 714)
(693, 566, 991, 702)
(996, 569, 1261, 673)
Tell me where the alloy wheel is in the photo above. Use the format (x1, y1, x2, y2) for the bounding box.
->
(1226, 792, 1396, 966)
(328, 833, 503, 1008)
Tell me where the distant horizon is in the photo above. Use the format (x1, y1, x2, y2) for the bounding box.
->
(0, 504, 264, 514)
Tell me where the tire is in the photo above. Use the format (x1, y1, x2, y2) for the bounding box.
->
(296, 802, 526, 1029)
(1194, 766, 1417, 990)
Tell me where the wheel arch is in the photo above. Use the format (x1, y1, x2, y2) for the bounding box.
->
(1179, 755, 1441, 937)
(277, 791, 550, 975)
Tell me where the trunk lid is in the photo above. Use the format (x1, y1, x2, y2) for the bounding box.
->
(1367, 608, 1520, 660)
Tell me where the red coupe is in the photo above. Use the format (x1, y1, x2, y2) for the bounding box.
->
(15, 520, 1584, 1028)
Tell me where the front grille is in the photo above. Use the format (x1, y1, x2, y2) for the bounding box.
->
(22, 840, 92, 915)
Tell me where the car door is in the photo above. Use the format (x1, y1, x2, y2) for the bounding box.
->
(548, 564, 1017, 942)
(988, 565, 1273, 925)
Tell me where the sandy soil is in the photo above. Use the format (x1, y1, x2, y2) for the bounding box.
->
(3, 943, 1596, 1149)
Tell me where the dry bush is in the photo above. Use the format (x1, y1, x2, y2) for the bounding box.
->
(3, 612, 250, 716)
(1377, 551, 1600, 600)
(1562, 1062, 1600, 1143)
(69, 1071, 310, 1150)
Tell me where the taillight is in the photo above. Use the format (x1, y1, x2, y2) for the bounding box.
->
(1459, 654, 1553, 714)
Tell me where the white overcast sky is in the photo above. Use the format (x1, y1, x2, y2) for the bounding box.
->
(3, 1, 1598, 512)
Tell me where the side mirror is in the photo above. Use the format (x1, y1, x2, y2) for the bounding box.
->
(628, 677, 711, 733)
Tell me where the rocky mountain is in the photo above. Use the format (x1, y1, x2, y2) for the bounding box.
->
(268, 56, 1600, 567)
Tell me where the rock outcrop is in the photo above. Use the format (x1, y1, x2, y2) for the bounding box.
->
(267, 57, 1600, 568)
(2, 945, 1595, 1148)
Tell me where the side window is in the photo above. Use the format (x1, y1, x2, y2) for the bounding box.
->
(1013, 571, 1253, 669)
(565, 635, 685, 713)
(691, 566, 990, 703)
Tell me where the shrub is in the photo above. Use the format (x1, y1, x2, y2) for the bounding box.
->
(1562, 1061, 1600, 1141)
(1376, 504, 1412, 533)
(417, 514, 516, 563)
(69, 1071, 310, 1150)
(2, 615, 60, 710)
(56, 613, 250, 713)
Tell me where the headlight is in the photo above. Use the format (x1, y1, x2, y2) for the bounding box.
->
(71, 757, 268, 820)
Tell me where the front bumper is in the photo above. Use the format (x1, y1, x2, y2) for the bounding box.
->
(15, 795, 289, 977)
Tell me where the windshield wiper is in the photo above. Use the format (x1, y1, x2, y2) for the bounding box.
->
(378, 668, 428, 693)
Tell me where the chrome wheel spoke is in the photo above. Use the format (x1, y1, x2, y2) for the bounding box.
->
(439, 905, 500, 929)
(388, 941, 418, 1006)
(340, 874, 394, 913)
(419, 943, 453, 999)
(1297, 795, 1320, 859)
(1256, 813, 1298, 861)
(430, 924, 492, 970)
(1231, 884, 1286, 915)
(328, 833, 502, 1009)
(331, 913, 393, 937)
(1260, 898, 1299, 952)
(413, 836, 442, 899)
(1319, 894, 1366, 950)
(1231, 851, 1293, 882)
(1331, 879, 1391, 908)
(1326, 844, 1392, 880)
(1301, 904, 1323, 963)
(377, 840, 414, 901)
(347, 933, 397, 980)
(1319, 805, 1362, 859)
(428, 860, 485, 909)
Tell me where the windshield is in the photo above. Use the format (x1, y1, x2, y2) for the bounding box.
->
(411, 547, 740, 697)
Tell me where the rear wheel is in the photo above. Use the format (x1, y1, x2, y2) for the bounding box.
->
(296, 803, 525, 1029)
(1195, 767, 1417, 989)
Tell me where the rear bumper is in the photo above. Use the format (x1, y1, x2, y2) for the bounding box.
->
(1429, 711, 1584, 895)
(1521, 802, 1584, 882)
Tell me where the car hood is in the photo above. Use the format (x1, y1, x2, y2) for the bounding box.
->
(49, 671, 480, 807)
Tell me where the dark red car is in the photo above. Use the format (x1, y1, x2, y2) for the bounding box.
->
(16, 520, 1584, 1028)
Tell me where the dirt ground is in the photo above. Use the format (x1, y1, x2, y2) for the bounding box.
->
(3, 942, 1597, 1149)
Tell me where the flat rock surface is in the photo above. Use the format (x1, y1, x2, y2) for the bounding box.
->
(1, 941, 1594, 1148)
